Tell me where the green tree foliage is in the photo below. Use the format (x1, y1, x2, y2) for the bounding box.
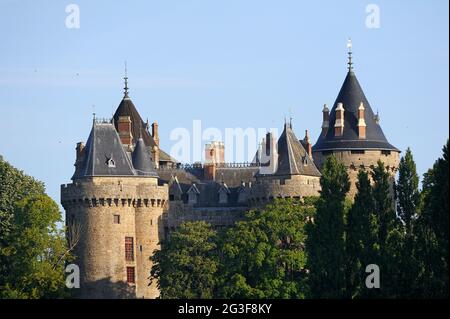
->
(219, 198, 317, 299)
(396, 148, 420, 235)
(307, 156, 350, 298)
(413, 140, 449, 297)
(0, 157, 71, 298)
(394, 148, 420, 297)
(150, 221, 219, 299)
(345, 170, 377, 298)
(0, 195, 70, 298)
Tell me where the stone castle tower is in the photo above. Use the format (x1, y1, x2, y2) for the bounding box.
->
(61, 80, 169, 298)
(312, 41, 400, 196)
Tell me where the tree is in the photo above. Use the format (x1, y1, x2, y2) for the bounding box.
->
(0, 157, 45, 285)
(394, 148, 420, 297)
(371, 160, 403, 297)
(307, 156, 350, 298)
(218, 198, 317, 299)
(413, 140, 449, 297)
(396, 148, 420, 235)
(0, 195, 71, 298)
(345, 170, 377, 298)
(150, 221, 219, 299)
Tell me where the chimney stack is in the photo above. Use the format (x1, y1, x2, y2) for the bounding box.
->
(303, 130, 312, 157)
(152, 122, 159, 147)
(322, 104, 329, 135)
(204, 141, 225, 180)
(357, 102, 366, 139)
(117, 116, 133, 145)
(334, 102, 345, 137)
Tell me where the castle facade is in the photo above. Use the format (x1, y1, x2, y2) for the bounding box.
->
(61, 50, 399, 298)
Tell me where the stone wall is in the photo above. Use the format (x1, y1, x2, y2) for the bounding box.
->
(248, 174, 321, 206)
(312, 150, 400, 198)
(61, 176, 167, 299)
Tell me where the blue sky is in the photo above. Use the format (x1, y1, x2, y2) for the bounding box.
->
(0, 0, 448, 206)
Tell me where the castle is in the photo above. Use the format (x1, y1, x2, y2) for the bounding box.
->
(61, 47, 400, 298)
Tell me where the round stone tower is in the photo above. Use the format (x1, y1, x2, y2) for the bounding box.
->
(61, 122, 167, 299)
(312, 43, 400, 197)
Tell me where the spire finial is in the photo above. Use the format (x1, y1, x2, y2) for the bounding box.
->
(347, 38, 353, 72)
(124, 61, 129, 97)
(92, 104, 96, 124)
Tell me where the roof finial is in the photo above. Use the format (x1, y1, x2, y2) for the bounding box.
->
(124, 61, 129, 98)
(347, 38, 353, 72)
(92, 104, 96, 124)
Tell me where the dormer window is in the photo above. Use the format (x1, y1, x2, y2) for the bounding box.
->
(218, 183, 230, 204)
(187, 184, 200, 205)
(105, 154, 116, 168)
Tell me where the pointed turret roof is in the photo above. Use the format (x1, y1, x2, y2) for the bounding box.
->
(313, 70, 399, 152)
(112, 75, 178, 163)
(275, 123, 321, 177)
(132, 137, 158, 176)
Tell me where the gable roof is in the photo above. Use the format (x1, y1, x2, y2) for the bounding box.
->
(313, 70, 399, 152)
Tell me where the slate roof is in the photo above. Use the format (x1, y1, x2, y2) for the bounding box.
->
(113, 95, 178, 163)
(275, 123, 321, 177)
(72, 122, 136, 179)
(132, 137, 158, 176)
(313, 70, 399, 152)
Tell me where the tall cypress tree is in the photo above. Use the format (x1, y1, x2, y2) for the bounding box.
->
(371, 160, 401, 297)
(346, 170, 377, 298)
(307, 156, 350, 298)
(414, 140, 449, 297)
(396, 148, 420, 235)
(395, 148, 420, 296)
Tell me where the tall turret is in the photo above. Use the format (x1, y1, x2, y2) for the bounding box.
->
(61, 77, 168, 299)
(312, 40, 400, 197)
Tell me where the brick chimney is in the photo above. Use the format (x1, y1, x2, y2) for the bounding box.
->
(151, 122, 159, 147)
(334, 102, 345, 137)
(204, 141, 225, 180)
(117, 116, 133, 145)
(322, 104, 329, 135)
(303, 130, 312, 157)
(357, 102, 366, 139)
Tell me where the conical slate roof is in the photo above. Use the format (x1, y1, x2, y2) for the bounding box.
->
(313, 71, 399, 152)
(132, 137, 158, 176)
(113, 95, 178, 163)
(275, 123, 321, 177)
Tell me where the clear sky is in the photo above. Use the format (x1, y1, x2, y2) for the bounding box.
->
(0, 0, 448, 207)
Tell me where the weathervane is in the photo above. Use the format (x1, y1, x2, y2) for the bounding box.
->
(124, 61, 129, 97)
(347, 38, 353, 71)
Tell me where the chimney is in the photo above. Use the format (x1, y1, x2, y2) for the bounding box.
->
(204, 141, 225, 180)
(74, 142, 85, 176)
(334, 102, 345, 137)
(259, 132, 278, 175)
(152, 122, 159, 147)
(151, 145, 160, 169)
(322, 104, 330, 135)
(303, 130, 312, 157)
(357, 102, 366, 139)
(117, 116, 133, 145)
